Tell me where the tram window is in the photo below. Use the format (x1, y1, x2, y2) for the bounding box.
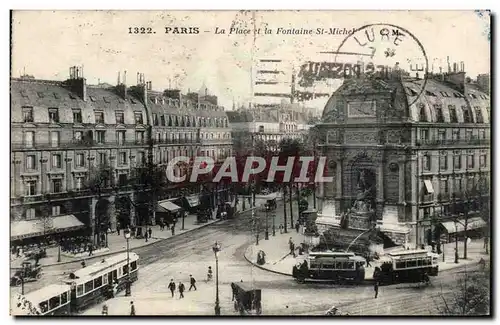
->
(103, 275, 108, 285)
(84, 280, 94, 293)
(396, 261, 405, 269)
(49, 296, 60, 310)
(407, 260, 417, 268)
(118, 268, 122, 277)
(346, 262, 354, 269)
(334, 262, 342, 269)
(39, 302, 49, 313)
(131, 261, 137, 271)
(310, 263, 318, 269)
(123, 265, 129, 275)
(94, 276, 103, 288)
(323, 264, 333, 269)
(61, 292, 68, 304)
(113, 270, 118, 280)
(417, 259, 423, 267)
(77, 284, 84, 296)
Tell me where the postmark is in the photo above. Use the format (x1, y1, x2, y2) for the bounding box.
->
(334, 23, 429, 106)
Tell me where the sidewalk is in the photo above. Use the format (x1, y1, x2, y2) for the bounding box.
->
(11, 213, 221, 270)
(244, 234, 490, 278)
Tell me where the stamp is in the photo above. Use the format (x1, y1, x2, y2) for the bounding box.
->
(334, 23, 429, 106)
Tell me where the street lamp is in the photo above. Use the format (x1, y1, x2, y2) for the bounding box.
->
(124, 228, 131, 296)
(212, 241, 221, 316)
(265, 204, 270, 240)
(57, 236, 61, 263)
(272, 213, 276, 236)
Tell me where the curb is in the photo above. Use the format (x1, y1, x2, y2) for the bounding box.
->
(12, 218, 226, 270)
(243, 246, 293, 277)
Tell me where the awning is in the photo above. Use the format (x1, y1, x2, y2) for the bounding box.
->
(156, 200, 182, 213)
(315, 216, 341, 227)
(185, 195, 199, 207)
(440, 217, 487, 234)
(424, 180, 434, 194)
(11, 215, 85, 241)
(319, 201, 336, 218)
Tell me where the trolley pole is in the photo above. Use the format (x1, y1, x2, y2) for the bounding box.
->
(265, 204, 269, 240)
(125, 228, 131, 296)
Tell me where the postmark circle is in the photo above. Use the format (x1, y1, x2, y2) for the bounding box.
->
(334, 23, 429, 107)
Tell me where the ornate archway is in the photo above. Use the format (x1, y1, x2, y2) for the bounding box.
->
(349, 154, 377, 212)
(95, 198, 110, 247)
(115, 196, 131, 229)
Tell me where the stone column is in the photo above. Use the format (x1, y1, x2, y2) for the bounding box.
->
(129, 192, 136, 227)
(398, 160, 405, 204)
(108, 195, 117, 231)
(40, 157, 48, 194)
(376, 163, 384, 220)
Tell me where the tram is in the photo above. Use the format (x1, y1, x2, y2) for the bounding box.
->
(12, 284, 71, 316)
(373, 249, 439, 285)
(292, 251, 366, 283)
(64, 252, 140, 313)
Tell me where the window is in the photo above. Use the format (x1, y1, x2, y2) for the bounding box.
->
(153, 113, 158, 126)
(25, 208, 36, 220)
(440, 179, 449, 194)
(119, 152, 127, 165)
(123, 265, 129, 275)
(449, 105, 458, 123)
(50, 131, 60, 148)
(115, 111, 124, 124)
(453, 92, 464, 98)
(94, 276, 103, 289)
(467, 151, 474, 168)
(423, 153, 431, 171)
(452, 129, 460, 141)
(76, 285, 84, 296)
(76, 153, 85, 167)
(48, 108, 59, 123)
(118, 174, 128, 186)
(52, 154, 62, 168)
(156, 133, 161, 143)
(116, 131, 126, 145)
(479, 130, 486, 139)
(75, 177, 84, 190)
(135, 131, 145, 144)
(469, 93, 477, 99)
(160, 115, 166, 126)
(25, 180, 37, 196)
(23, 106, 33, 122)
(61, 292, 68, 305)
(440, 91, 450, 97)
(89, 96, 96, 102)
(437, 129, 446, 142)
(74, 131, 83, 141)
(465, 129, 473, 141)
(73, 109, 82, 123)
(137, 152, 146, 165)
(52, 179, 62, 193)
(423, 207, 431, 219)
(131, 261, 137, 271)
(95, 111, 104, 124)
(474, 107, 484, 123)
(134, 112, 143, 124)
(454, 178, 462, 194)
(48, 296, 60, 310)
(419, 104, 427, 122)
(95, 130, 106, 144)
(453, 151, 462, 169)
(25, 155, 36, 170)
(84, 280, 93, 293)
(24, 131, 34, 148)
(52, 205, 60, 216)
(480, 154, 487, 168)
(462, 106, 472, 123)
(439, 152, 448, 170)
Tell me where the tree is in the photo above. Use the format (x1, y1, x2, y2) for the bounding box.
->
(435, 267, 490, 315)
(86, 163, 114, 246)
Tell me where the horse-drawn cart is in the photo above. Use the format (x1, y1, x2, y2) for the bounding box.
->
(10, 261, 42, 287)
(231, 282, 262, 315)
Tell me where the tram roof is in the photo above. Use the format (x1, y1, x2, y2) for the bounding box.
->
(387, 249, 430, 259)
(309, 251, 356, 258)
(24, 284, 71, 303)
(70, 252, 139, 280)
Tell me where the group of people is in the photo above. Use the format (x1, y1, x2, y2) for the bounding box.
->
(167, 275, 198, 299)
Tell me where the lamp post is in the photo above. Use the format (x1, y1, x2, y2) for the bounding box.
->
(272, 213, 276, 236)
(124, 228, 131, 296)
(212, 241, 221, 316)
(57, 236, 61, 263)
(265, 204, 269, 240)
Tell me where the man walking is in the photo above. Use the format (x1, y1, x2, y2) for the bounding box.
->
(148, 228, 152, 239)
(295, 222, 300, 233)
(130, 301, 136, 315)
(171, 224, 175, 236)
(178, 282, 185, 299)
(189, 275, 197, 291)
(168, 279, 176, 298)
(374, 281, 379, 299)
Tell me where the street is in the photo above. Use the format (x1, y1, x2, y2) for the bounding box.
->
(12, 198, 485, 316)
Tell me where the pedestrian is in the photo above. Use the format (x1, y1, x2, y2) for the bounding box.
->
(145, 231, 148, 243)
(189, 275, 197, 291)
(171, 225, 175, 236)
(366, 254, 372, 267)
(102, 304, 108, 315)
(291, 242, 296, 258)
(116, 222, 121, 236)
(130, 301, 135, 315)
(178, 282, 185, 299)
(81, 260, 86, 268)
(88, 244, 93, 256)
(374, 281, 379, 298)
(168, 279, 176, 297)
(148, 228, 152, 239)
(295, 222, 300, 233)
(484, 236, 488, 248)
(279, 224, 284, 234)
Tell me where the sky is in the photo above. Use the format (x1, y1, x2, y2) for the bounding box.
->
(11, 10, 490, 109)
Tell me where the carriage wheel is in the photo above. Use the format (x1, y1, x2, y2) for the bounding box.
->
(36, 272, 42, 280)
(15, 278, 22, 287)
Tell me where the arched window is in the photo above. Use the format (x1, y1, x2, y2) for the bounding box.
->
(175, 116, 179, 127)
(168, 116, 173, 127)
(186, 116, 191, 127)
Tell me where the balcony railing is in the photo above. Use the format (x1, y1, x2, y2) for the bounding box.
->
(416, 138, 490, 146)
(12, 140, 152, 150)
(421, 194, 434, 203)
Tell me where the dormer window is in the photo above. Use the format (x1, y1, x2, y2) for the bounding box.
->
(103, 97, 110, 103)
(468, 93, 477, 99)
(53, 93, 60, 99)
(440, 91, 450, 97)
(20, 90, 28, 98)
(425, 91, 436, 97)
(22, 106, 33, 123)
(89, 96, 96, 102)
(37, 92, 45, 98)
(48, 108, 59, 123)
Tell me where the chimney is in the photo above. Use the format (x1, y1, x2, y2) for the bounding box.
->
(66, 66, 87, 101)
(444, 71, 466, 92)
(453, 63, 457, 73)
(116, 70, 128, 99)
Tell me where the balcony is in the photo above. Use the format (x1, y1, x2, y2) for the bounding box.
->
(152, 139, 198, 145)
(421, 194, 434, 204)
(416, 138, 490, 147)
(12, 140, 150, 150)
